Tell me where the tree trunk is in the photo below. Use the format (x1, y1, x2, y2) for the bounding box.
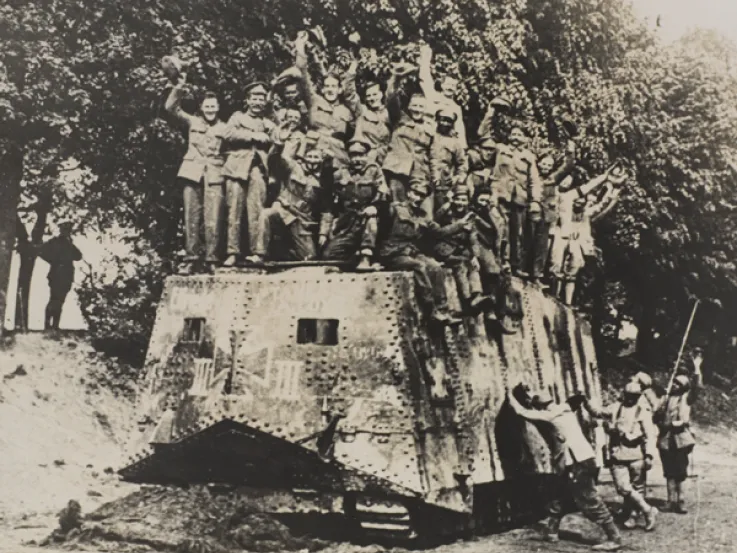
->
(0, 146, 23, 336)
(14, 195, 50, 331)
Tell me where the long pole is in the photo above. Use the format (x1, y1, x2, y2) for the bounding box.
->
(665, 299, 700, 397)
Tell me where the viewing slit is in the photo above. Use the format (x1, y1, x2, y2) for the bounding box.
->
(297, 318, 339, 345)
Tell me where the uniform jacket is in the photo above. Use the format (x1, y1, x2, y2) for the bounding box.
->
(165, 85, 227, 185)
(342, 69, 392, 164)
(222, 111, 275, 181)
(39, 237, 82, 288)
(491, 143, 542, 207)
(382, 115, 436, 180)
(431, 132, 468, 191)
(541, 152, 576, 223)
(656, 391, 698, 451)
(379, 202, 467, 259)
(432, 205, 474, 261)
(321, 163, 388, 237)
(271, 142, 324, 227)
(591, 401, 657, 462)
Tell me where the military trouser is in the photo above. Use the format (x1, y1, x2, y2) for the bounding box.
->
(382, 254, 448, 313)
(448, 261, 484, 307)
(659, 447, 691, 482)
(226, 164, 267, 257)
(505, 202, 528, 274)
(547, 459, 615, 533)
(386, 170, 430, 214)
(611, 459, 650, 518)
(45, 280, 72, 330)
(322, 215, 378, 261)
(253, 206, 316, 261)
(527, 217, 553, 279)
(181, 177, 224, 262)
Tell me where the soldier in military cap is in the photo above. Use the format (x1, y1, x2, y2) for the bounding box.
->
(431, 108, 469, 215)
(379, 182, 470, 325)
(222, 81, 276, 266)
(382, 93, 437, 206)
(271, 66, 309, 125)
(294, 31, 353, 168)
(246, 127, 326, 263)
(321, 138, 389, 271)
(433, 184, 494, 317)
(164, 72, 227, 274)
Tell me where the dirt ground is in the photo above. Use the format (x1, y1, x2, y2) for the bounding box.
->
(1, 334, 736, 553)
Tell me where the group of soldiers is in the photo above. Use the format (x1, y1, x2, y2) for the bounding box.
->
(165, 30, 631, 321)
(508, 350, 703, 551)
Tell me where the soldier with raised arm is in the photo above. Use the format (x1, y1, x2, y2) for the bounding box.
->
(246, 128, 326, 263)
(321, 139, 389, 270)
(582, 382, 658, 531)
(164, 73, 227, 274)
(476, 101, 542, 279)
(222, 81, 275, 266)
(294, 31, 353, 168)
(654, 355, 703, 514)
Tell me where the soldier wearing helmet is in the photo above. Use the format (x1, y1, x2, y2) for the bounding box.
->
(654, 357, 703, 514)
(583, 381, 658, 531)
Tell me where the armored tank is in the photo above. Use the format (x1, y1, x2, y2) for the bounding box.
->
(120, 266, 604, 541)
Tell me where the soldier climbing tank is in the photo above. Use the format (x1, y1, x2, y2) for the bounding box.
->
(120, 266, 605, 541)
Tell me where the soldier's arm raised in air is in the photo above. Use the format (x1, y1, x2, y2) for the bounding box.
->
(589, 184, 622, 222)
(418, 44, 439, 102)
(549, 141, 577, 185)
(164, 82, 196, 127)
(477, 104, 501, 142)
(342, 59, 363, 118)
(294, 33, 318, 114)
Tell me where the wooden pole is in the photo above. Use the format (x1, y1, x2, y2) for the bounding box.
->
(665, 299, 700, 397)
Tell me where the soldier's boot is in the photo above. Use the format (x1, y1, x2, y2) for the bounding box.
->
(674, 481, 688, 514)
(355, 252, 373, 272)
(644, 506, 658, 531)
(430, 308, 463, 326)
(592, 521, 622, 551)
(627, 489, 654, 529)
(469, 293, 495, 314)
(245, 254, 264, 264)
(222, 254, 239, 267)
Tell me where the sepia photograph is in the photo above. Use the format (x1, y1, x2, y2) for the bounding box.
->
(0, 0, 736, 552)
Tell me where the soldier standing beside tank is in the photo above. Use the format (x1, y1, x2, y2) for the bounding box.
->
(433, 184, 494, 317)
(164, 72, 227, 274)
(528, 140, 577, 286)
(476, 101, 542, 279)
(38, 222, 82, 331)
(246, 128, 326, 263)
(654, 359, 703, 514)
(431, 108, 468, 215)
(379, 182, 470, 325)
(222, 81, 275, 266)
(321, 139, 389, 270)
(507, 386, 623, 551)
(582, 382, 658, 531)
(294, 31, 353, 169)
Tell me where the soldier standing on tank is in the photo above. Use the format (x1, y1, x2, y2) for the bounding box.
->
(379, 182, 470, 325)
(528, 140, 577, 286)
(507, 386, 623, 551)
(246, 128, 326, 263)
(431, 108, 468, 215)
(654, 360, 703, 514)
(271, 66, 309, 126)
(582, 382, 659, 531)
(476, 101, 542, 279)
(321, 139, 389, 270)
(164, 72, 227, 274)
(222, 81, 275, 266)
(382, 91, 437, 208)
(38, 222, 82, 331)
(342, 53, 395, 165)
(433, 184, 494, 317)
(294, 31, 353, 168)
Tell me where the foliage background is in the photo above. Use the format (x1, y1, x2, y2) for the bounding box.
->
(1, 0, 736, 370)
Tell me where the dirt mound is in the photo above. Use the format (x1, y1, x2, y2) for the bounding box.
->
(54, 486, 331, 552)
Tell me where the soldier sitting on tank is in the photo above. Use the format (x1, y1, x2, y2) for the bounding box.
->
(378, 182, 471, 325)
(246, 128, 327, 263)
(320, 138, 389, 270)
(431, 108, 468, 215)
(433, 184, 494, 317)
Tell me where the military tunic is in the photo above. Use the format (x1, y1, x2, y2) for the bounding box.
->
(382, 116, 436, 203)
(431, 132, 469, 213)
(343, 69, 392, 164)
